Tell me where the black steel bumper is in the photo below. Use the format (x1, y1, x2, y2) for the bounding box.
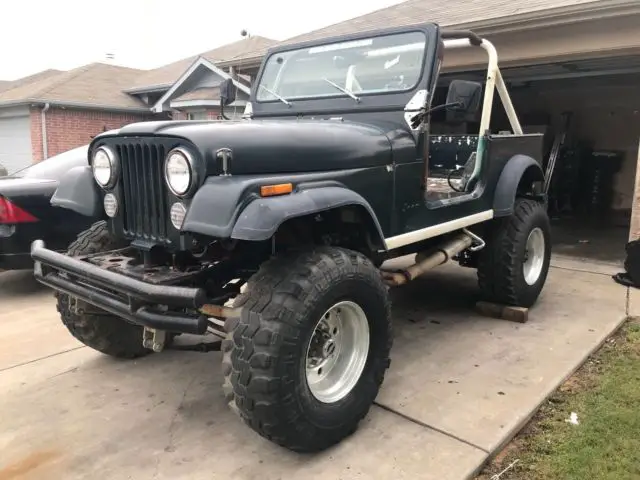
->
(31, 240, 209, 334)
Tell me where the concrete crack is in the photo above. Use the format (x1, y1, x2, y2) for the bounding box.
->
(374, 402, 489, 453)
(0, 346, 85, 373)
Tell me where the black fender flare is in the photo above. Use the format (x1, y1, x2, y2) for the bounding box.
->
(50, 166, 104, 217)
(231, 186, 387, 249)
(493, 155, 545, 217)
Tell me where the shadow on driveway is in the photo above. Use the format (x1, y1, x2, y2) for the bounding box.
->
(0, 269, 46, 299)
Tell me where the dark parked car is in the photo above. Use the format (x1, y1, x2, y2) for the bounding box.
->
(0, 145, 93, 270)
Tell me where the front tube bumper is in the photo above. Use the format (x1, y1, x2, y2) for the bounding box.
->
(31, 240, 209, 334)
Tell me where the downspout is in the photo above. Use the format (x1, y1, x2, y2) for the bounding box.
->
(41, 103, 50, 160)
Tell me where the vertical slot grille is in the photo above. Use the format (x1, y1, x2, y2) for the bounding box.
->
(118, 142, 167, 242)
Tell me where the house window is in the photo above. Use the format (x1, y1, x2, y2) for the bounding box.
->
(187, 111, 208, 120)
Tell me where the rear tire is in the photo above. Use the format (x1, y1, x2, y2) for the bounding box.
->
(221, 247, 392, 452)
(477, 199, 551, 307)
(56, 221, 151, 359)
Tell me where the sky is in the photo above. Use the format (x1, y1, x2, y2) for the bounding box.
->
(0, 0, 405, 81)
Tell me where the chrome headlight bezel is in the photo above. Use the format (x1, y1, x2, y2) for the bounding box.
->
(164, 147, 197, 197)
(92, 146, 118, 189)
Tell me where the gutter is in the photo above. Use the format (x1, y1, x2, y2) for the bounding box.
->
(123, 84, 172, 94)
(454, 0, 640, 35)
(41, 103, 50, 160)
(0, 100, 150, 113)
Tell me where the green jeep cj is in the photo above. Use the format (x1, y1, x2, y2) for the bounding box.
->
(32, 24, 551, 452)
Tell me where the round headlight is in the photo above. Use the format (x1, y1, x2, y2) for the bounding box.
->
(92, 147, 116, 188)
(165, 148, 194, 196)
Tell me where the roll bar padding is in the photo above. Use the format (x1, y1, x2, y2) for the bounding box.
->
(441, 30, 483, 46)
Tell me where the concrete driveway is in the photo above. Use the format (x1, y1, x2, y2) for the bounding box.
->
(0, 257, 629, 480)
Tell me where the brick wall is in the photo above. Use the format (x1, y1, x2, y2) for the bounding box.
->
(30, 107, 151, 162)
(172, 111, 188, 120)
(172, 108, 223, 120)
(208, 108, 223, 120)
(29, 106, 231, 163)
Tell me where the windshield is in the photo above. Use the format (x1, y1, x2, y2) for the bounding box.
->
(256, 31, 427, 103)
(11, 145, 88, 180)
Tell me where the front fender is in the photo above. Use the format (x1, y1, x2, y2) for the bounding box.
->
(230, 186, 386, 247)
(493, 155, 545, 216)
(51, 166, 103, 217)
(181, 176, 257, 239)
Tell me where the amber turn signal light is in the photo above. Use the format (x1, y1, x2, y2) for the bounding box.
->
(260, 183, 293, 197)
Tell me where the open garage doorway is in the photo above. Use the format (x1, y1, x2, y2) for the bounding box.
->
(437, 56, 640, 266)
(499, 59, 640, 266)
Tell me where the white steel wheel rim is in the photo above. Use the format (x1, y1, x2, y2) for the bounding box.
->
(523, 227, 545, 286)
(305, 301, 370, 404)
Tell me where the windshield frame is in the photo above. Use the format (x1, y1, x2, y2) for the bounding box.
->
(250, 23, 440, 118)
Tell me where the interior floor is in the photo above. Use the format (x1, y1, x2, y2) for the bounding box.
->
(551, 217, 627, 266)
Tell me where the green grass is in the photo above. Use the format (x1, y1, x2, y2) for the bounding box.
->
(479, 319, 640, 480)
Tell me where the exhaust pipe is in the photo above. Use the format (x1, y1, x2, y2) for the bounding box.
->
(381, 232, 474, 286)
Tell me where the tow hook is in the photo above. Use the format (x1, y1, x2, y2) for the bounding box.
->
(143, 327, 167, 352)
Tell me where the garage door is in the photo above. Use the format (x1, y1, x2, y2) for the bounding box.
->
(0, 115, 32, 174)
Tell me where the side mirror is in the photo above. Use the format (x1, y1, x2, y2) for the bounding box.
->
(446, 80, 482, 115)
(219, 78, 237, 107)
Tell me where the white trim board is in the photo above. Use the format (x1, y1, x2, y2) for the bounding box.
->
(153, 57, 251, 113)
(169, 99, 248, 109)
(384, 210, 494, 250)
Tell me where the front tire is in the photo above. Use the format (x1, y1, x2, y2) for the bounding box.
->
(477, 199, 551, 307)
(56, 221, 151, 359)
(222, 247, 392, 452)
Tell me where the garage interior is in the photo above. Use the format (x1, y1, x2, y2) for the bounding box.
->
(505, 57, 638, 266)
(436, 54, 640, 266)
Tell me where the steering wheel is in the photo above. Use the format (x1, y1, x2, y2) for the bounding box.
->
(447, 152, 477, 193)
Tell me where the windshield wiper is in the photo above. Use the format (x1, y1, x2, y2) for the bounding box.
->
(322, 78, 360, 102)
(258, 85, 292, 106)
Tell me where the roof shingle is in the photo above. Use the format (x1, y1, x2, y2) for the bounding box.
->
(0, 69, 63, 93)
(0, 63, 148, 110)
(219, 0, 608, 65)
(284, 0, 605, 43)
(127, 35, 277, 91)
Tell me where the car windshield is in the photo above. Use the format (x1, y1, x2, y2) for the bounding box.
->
(256, 31, 427, 103)
(11, 145, 88, 180)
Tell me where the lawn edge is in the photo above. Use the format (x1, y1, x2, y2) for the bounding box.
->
(466, 308, 632, 480)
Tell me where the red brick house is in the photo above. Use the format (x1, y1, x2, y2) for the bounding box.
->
(0, 64, 152, 173)
(0, 35, 276, 174)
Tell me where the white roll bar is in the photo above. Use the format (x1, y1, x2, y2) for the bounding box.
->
(443, 36, 523, 186)
(443, 37, 522, 136)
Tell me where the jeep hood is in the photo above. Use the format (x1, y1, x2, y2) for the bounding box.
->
(109, 119, 393, 174)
